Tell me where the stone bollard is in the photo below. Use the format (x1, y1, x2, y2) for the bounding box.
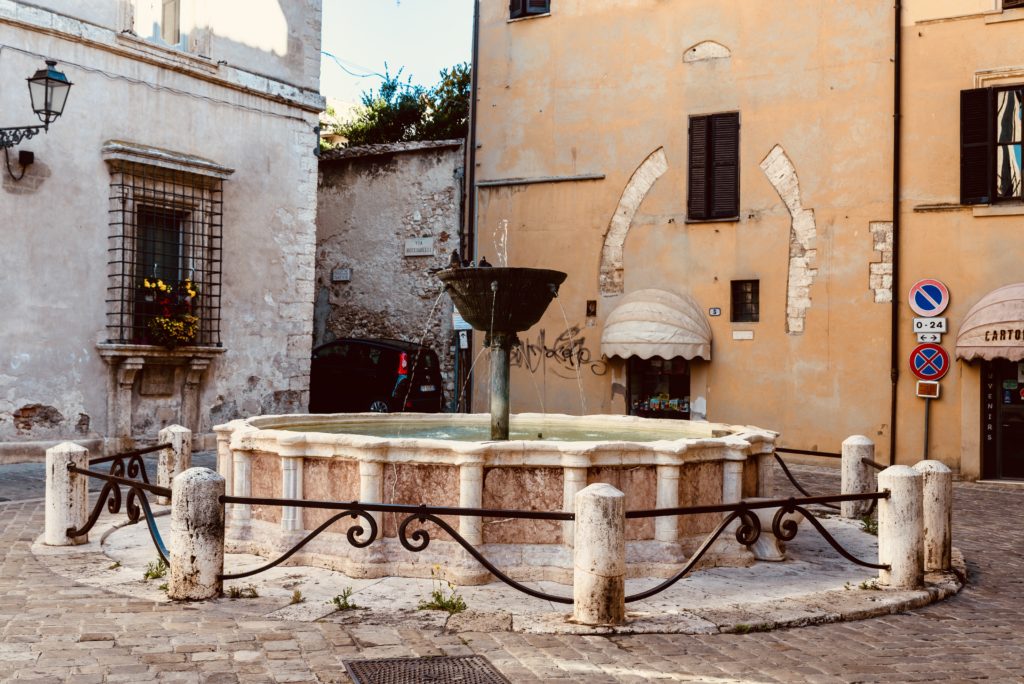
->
(158, 425, 192, 505)
(841, 435, 875, 519)
(913, 460, 953, 572)
(573, 483, 626, 625)
(877, 465, 924, 589)
(44, 442, 90, 546)
(169, 468, 225, 601)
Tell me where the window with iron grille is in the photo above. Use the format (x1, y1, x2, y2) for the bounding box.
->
(105, 161, 223, 347)
(688, 112, 740, 221)
(731, 280, 759, 323)
(960, 86, 1023, 204)
(510, 0, 550, 19)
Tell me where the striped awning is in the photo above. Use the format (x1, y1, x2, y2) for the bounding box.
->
(601, 289, 712, 361)
(955, 283, 1024, 362)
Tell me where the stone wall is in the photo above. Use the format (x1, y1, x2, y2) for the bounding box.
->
(315, 141, 465, 404)
(0, 0, 323, 461)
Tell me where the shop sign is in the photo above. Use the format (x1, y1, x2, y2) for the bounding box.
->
(955, 324, 1024, 348)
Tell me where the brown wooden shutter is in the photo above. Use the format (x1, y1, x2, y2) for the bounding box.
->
(688, 116, 709, 220)
(961, 88, 993, 205)
(710, 112, 740, 219)
(510, 0, 524, 19)
(526, 0, 550, 13)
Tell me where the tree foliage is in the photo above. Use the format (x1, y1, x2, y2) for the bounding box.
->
(331, 63, 470, 147)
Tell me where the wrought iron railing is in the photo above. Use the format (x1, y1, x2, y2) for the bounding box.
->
(773, 447, 842, 510)
(66, 443, 172, 564)
(219, 491, 889, 605)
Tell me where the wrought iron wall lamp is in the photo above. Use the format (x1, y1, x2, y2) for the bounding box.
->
(2, 60, 73, 180)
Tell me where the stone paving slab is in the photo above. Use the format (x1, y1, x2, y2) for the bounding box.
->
(1, 464, 1022, 683)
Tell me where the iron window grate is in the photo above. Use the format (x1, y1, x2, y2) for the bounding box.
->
(105, 160, 223, 347)
(344, 656, 511, 684)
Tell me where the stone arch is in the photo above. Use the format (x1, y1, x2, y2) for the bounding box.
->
(598, 148, 669, 296)
(683, 41, 731, 63)
(759, 144, 818, 334)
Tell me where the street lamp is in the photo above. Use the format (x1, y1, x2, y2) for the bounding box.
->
(1, 60, 73, 149)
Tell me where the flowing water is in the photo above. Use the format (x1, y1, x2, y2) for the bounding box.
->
(493, 219, 509, 267)
(395, 290, 447, 430)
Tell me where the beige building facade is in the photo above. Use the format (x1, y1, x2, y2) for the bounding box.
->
(470, 0, 1024, 479)
(1, 0, 323, 460)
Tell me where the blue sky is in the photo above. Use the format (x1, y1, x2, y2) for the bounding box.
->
(320, 0, 473, 112)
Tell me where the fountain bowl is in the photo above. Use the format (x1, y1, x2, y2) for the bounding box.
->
(215, 412, 777, 585)
(438, 266, 567, 334)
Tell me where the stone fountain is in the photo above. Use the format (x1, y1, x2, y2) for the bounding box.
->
(437, 266, 567, 440)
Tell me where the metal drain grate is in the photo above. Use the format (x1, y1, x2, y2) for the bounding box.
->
(344, 655, 510, 684)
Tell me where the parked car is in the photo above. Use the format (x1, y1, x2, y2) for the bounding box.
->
(309, 338, 445, 413)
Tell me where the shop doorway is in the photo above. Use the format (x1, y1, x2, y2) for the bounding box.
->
(982, 359, 1024, 480)
(627, 357, 690, 420)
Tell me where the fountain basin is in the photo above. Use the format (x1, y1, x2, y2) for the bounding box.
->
(215, 413, 777, 584)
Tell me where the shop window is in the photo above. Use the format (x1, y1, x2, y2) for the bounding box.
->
(961, 86, 1023, 204)
(731, 280, 759, 323)
(628, 357, 690, 419)
(105, 160, 223, 347)
(688, 112, 740, 221)
(510, 0, 550, 19)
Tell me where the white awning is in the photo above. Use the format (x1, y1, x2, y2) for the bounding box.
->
(601, 289, 712, 360)
(956, 283, 1024, 362)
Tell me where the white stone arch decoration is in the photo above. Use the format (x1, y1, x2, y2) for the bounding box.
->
(598, 148, 669, 296)
(683, 40, 732, 63)
(759, 144, 818, 334)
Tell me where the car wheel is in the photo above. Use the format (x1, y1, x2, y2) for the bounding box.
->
(369, 399, 390, 413)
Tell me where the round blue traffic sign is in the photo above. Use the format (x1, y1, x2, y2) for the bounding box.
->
(909, 279, 949, 317)
(910, 343, 949, 381)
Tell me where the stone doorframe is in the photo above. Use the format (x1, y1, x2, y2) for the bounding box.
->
(97, 344, 224, 453)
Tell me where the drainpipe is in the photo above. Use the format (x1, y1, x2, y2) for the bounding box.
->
(889, 0, 902, 466)
(460, 0, 481, 412)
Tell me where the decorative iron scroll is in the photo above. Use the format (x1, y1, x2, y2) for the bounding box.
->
(624, 493, 890, 602)
(0, 125, 43, 149)
(773, 452, 841, 510)
(66, 464, 171, 565)
(219, 496, 575, 602)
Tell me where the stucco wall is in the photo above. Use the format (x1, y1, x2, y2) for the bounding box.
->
(0, 0, 323, 460)
(315, 141, 464, 403)
(474, 0, 895, 456)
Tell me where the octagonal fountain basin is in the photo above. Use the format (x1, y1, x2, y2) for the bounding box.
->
(214, 413, 778, 585)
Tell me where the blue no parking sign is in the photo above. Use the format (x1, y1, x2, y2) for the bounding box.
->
(909, 279, 950, 317)
(910, 343, 950, 381)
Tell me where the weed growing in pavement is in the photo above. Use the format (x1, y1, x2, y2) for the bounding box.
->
(108, 561, 121, 570)
(860, 513, 879, 536)
(157, 582, 168, 593)
(331, 587, 361, 611)
(731, 622, 776, 634)
(859, 579, 882, 591)
(226, 584, 259, 599)
(290, 590, 304, 605)
(143, 558, 167, 580)
(417, 565, 467, 615)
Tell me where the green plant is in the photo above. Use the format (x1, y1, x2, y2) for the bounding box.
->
(143, 558, 167, 580)
(417, 566, 466, 615)
(860, 513, 879, 536)
(290, 590, 304, 605)
(331, 587, 360, 611)
(859, 579, 882, 591)
(157, 582, 168, 593)
(108, 561, 121, 570)
(225, 584, 258, 599)
(731, 622, 776, 634)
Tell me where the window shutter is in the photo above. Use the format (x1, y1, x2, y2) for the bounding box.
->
(526, 0, 550, 14)
(509, 0, 524, 19)
(1004, 0, 1024, 9)
(688, 116, 709, 220)
(710, 112, 740, 219)
(960, 88, 993, 205)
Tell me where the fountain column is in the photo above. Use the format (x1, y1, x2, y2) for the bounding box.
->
(488, 332, 515, 440)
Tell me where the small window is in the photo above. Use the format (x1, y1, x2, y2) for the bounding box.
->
(510, 0, 550, 19)
(961, 86, 1023, 204)
(1004, 0, 1024, 9)
(134, 0, 184, 48)
(688, 112, 740, 221)
(731, 280, 759, 323)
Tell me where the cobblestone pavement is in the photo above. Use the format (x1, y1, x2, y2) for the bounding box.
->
(0, 466, 1022, 683)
